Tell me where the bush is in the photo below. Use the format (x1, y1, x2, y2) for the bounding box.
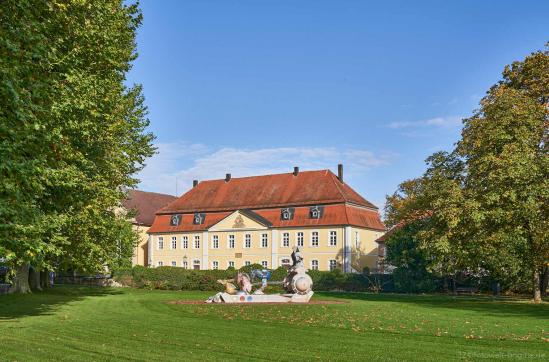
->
(391, 267, 440, 293)
(115, 266, 396, 292)
(238, 263, 264, 275)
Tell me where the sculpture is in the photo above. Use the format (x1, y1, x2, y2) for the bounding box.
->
(206, 247, 314, 304)
(236, 272, 253, 294)
(283, 246, 313, 295)
(217, 279, 237, 294)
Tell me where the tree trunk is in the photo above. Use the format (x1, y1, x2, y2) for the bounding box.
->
(532, 269, 541, 303)
(10, 264, 31, 294)
(29, 267, 42, 291)
(443, 278, 449, 293)
(40, 271, 51, 289)
(540, 265, 548, 297)
(452, 278, 457, 295)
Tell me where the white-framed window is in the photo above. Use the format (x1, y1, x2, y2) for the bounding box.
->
(261, 233, 268, 248)
(182, 260, 188, 269)
(182, 236, 188, 249)
(228, 234, 235, 249)
(228, 261, 235, 268)
(329, 231, 337, 246)
(193, 259, 200, 270)
(244, 234, 251, 248)
(282, 232, 290, 247)
(329, 259, 337, 271)
(193, 235, 200, 249)
(158, 237, 164, 250)
(157, 261, 163, 267)
(297, 232, 304, 247)
(171, 236, 177, 250)
(311, 260, 319, 270)
(212, 261, 219, 270)
(311, 231, 319, 247)
(171, 261, 177, 267)
(281, 258, 291, 267)
(355, 231, 361, 249)
(245, 261, 251, 266)
(261, 260, 268, 268)
(212, 235, 219, 249)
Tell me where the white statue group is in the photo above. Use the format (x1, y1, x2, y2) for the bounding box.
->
(206, 246, 314, 303)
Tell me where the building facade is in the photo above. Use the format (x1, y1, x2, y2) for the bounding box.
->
(147, 166, 385, 272)
(122, 190, 177, 266)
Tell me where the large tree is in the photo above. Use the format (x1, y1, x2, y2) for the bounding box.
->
(0, 0, 154, 292)
(457, 47, 548, 302)
(386, 44, 548, 302)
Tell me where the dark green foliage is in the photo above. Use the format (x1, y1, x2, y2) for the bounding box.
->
(270, 266, 288, 281)
(385, 222, 441, 293)
(237, 263, 264, 275)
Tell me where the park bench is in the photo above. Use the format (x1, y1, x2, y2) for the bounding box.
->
(455, 286, 478, 295)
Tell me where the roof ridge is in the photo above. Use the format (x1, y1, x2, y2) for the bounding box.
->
(196, 169, 330, 183)
(129, 189, 177, 198)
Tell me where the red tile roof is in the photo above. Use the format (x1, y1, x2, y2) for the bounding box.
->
(148, 211, 231, 233)
(122, 190, 177, 226)
(148, 204, 385, 233)
(158, 170, 377, 214)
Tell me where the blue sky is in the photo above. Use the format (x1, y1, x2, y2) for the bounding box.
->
(129, 0, 549, 211)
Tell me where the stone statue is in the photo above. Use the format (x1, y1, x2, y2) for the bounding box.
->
(291, 246, 304, 268)
(206, 250, 313, 303)
(217, 279, 237, 294)
(236, 272, 252, 294)
(284, 246, 313, 295)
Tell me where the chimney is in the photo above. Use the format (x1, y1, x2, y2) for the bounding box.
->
(338, 164, 343, 183)
(225, 173, 231, 182)
(293, 166, 299, 176)
(193, 180, 198, 188)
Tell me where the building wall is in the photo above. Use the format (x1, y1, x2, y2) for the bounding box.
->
(349, 226, 384, 273)
(132, 225, 150, 267)
(148, 222, 384, 272)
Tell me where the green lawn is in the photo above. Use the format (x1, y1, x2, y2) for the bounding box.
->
(0, 287, 547, 361)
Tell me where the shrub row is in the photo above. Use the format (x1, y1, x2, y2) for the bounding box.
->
(113, 265, 394, 292)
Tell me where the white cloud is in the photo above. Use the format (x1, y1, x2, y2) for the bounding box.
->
(388, 116, 463, 130)
(137, 144, 395, 196)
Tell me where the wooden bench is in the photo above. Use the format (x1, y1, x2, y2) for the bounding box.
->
(455, 287, 478, 295)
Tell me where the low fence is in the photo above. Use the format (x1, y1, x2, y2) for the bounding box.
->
(54, 275, 111, 287)
(0, 283, 10, 295)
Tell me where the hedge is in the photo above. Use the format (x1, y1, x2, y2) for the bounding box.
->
(113, 266, 394, 292)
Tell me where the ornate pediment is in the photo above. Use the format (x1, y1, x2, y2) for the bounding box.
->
(208, 210, 270, 231)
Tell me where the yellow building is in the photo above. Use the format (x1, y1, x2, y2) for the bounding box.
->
(122, 190, 176, 266)
(148, 166, 386, 272)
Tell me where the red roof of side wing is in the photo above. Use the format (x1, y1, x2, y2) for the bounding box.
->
(122, 190, 177, 226)
(158, 170, 377, 214)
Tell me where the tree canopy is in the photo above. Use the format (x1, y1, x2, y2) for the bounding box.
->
(0, 0, 155, 292)
(385, 44, 548, 302)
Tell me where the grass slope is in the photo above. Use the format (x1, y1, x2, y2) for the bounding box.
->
(0, 287, 547, 361)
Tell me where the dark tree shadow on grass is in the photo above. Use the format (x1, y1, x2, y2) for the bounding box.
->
(0, 286, 123, 320)
(315, 291, 549, 319)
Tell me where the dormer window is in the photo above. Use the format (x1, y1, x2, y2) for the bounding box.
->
(170, 214, 181, 226)
(309, 206, 324, 219)
(280, 207, 295, 220)
(193, 213, 205, 225)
